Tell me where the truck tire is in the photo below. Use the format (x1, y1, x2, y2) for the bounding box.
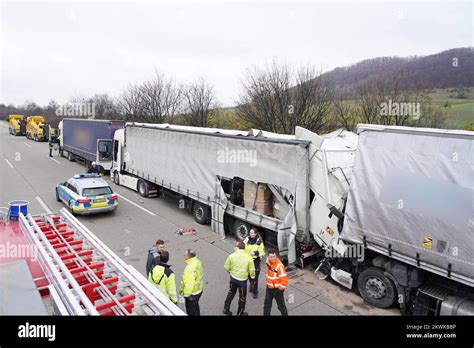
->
(192, 202, 210, 225)
(113, 171, 120, 185)
(138, 179, 149, 197)
(357, 267, 397, 309)
(67, 152, 74, 162)
(232, 220, 251, 242)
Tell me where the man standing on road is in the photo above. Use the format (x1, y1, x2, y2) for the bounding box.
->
(48, 139, 54, 157)
(148, 251, 178, 304)
(244, 228, 265, 298)
(180, 249, 204, 316)
(263, 249, 289, 316)
(146, 239, 165, 276)
(223, 241, 256, 316)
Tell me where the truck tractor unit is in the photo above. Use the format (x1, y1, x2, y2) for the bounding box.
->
(8, 115, 26, 136)
(26, 116, 46, 141)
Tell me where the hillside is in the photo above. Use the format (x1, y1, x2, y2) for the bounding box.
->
(320, 47, 474, 93)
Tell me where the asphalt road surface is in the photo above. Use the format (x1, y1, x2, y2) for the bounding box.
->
(0, 121, 399, 316)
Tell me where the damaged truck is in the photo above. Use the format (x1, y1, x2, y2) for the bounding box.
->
(110, 122, 474, 315)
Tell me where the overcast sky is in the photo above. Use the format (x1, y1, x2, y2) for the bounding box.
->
(1, 0, 472, 107)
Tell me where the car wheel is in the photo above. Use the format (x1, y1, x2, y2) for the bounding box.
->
(55, 188, 61, 202)
(34, 134, 38, 142)
(232, 220, 251, 242)
(113, 171, 120, 185)
(138, 179, 149, 197)
(192, 202, 210, 225)
(357, 267, 397, 309)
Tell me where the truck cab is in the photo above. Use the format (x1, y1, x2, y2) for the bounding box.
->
(26, 116, 46, 141)
(8, 115, 26, 136)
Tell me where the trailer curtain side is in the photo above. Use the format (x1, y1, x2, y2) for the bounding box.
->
(342, 125, 474, 287)
(123, 124, 311, 260)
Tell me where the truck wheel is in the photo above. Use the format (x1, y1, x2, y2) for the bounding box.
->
(357, 267, 397, 309)
(232, 220, 251, 242)
(113, 171, 120, 185)
(67, 152, 74, 162)
(138, 179, 149, 197)
(192, 202, 210, 225)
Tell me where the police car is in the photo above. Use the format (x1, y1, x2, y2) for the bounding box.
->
(55, 173, 119, 215)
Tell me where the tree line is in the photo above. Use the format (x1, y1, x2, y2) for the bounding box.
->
(0, 61, 464, 132)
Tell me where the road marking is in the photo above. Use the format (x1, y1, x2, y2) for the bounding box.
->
(116, 193, 156, 216)
(35, 196, 52, 214)
(4, 158, 14, 168)
(47, 156, 61, 164)
(24, 142, 32, 148)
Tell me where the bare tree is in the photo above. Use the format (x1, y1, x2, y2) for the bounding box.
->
(332, 92, 359, 131)
(118, 84, 146, 121)
(91, 94, 118, 119)
(237, 61, 333, 134)
(182, 78, 215, 127)
(292, 66, 333, 132)
(140, 72, 183, 124)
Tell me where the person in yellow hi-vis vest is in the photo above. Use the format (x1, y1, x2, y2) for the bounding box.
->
(223, 241, 256, 316)
(148, 251, 178, 304)
(179, 249, 204, 316)
(244, 228, 265, 298)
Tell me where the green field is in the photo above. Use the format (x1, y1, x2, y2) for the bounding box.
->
(427, 88, 474, 128)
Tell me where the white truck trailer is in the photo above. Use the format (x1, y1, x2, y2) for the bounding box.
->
(111, 122, 474, 315)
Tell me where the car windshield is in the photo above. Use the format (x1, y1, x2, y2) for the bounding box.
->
(82, 186, 112, 197)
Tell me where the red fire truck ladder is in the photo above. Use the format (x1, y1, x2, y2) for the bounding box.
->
(19, 208, 185, 316)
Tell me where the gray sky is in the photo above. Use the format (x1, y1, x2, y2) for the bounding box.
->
(1, 0, 472, 107)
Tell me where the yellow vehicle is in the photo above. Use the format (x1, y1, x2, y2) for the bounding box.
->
(26, 116, 46, 141)
(8, 115, 26, 136)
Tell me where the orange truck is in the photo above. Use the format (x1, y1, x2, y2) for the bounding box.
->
(8, 115, 26, 136)
(26, 116, 46, 141)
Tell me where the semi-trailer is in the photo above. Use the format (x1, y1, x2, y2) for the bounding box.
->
(110, 122, 474, 315)
(58, 118, 125, 170)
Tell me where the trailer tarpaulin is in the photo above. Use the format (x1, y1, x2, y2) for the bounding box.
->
(124, 123, 310, 262)
(342, 125, 474, 287)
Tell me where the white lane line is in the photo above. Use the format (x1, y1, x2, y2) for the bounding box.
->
(47, 156, 61, 164)
(116, 193, 156, 216)
(24, 142, 32, 148)
(35, 196, 52, 214)
(4, 158, 14, 168)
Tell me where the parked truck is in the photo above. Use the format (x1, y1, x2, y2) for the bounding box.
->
(59, 118, 125, 170)
(26, 116, 46, 141)
(110, 122, 473, 315)
(8, 115, 26, 136)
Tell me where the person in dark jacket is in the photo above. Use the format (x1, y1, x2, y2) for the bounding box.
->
(146, 239, 165, 275)
(87, 162, 105, 176)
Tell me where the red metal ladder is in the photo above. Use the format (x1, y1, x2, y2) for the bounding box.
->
(19, 208, 185, 316)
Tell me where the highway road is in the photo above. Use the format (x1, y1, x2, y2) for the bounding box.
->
(0, 121, 399, 316)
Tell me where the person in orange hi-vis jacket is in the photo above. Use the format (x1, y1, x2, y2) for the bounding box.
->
(263, 248, 288, 316)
